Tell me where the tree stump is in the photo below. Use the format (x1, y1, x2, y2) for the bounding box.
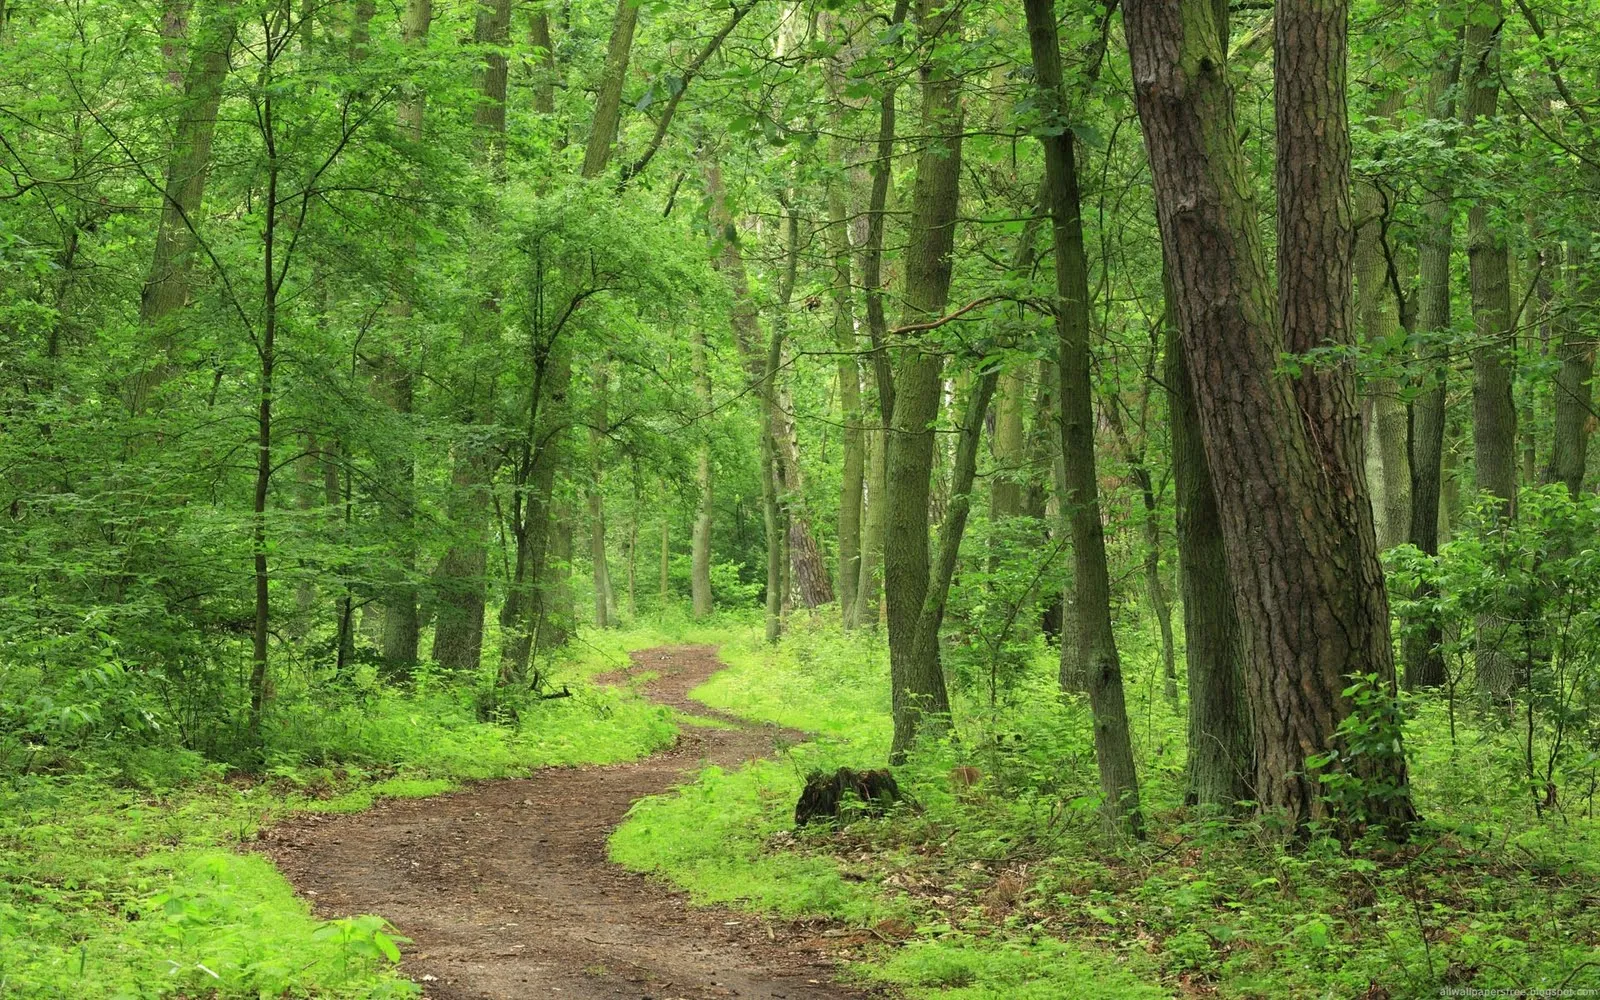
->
(794, 767, 901, 827)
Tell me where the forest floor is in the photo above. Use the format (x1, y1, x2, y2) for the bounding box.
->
(260, 644, 876, 1000)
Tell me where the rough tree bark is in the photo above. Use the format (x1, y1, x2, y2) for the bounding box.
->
(1125, 0, 1415, 831)
(1168, 315, 1252, 811)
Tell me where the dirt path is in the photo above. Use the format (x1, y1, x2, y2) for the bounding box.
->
(262, 645, 876, 1000)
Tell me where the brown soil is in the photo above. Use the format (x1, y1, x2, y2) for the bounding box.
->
(261, 645, 880, 1000)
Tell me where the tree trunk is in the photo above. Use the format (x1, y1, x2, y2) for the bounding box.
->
(376, 0, 431, 675)
(589, 363, 612, 629)
(1404, 23, 1458, 689)
(1025, 0, 1141, 834)
(885, 0, 963, 764)
(1544, 239, 1595, 496)
(1461, 2, 1517, 701)
(768, 208, 834, 611)
(990, 371, 1027, 520)
(690, 327, 715, 618)
(248, 75, 284, 751)
(498, 342, 571, 680)
(855, 425, 887, 628)
(703, 159, 782, 638)
(431, 0, 511, 672)
(129, 3, 234, 412)
(659, 504, 671, 604)
(1168, 316, 1252, 811)
(580, 0, 640, 179)
(853, 0, 909, 634)
(322, 438, 355, 671)
(1125, 0, 1414, 831)
(908, 370, 999, 700)
(1353, 134, 1411, 549)
(830, 182, 865, 626)
(548, 506, 576, 647)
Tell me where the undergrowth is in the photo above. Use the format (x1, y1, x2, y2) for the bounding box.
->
(0, 627, 680, 999)
(609, 610, 1600, 999)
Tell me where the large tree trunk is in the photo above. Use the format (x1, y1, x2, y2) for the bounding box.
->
(1125, 0, 1414, 832)
(1404, 22, 1459, 690)
(128, 3, 234, 411)
(884, 0, 963, 764)
(1025, 0, 1141, 835)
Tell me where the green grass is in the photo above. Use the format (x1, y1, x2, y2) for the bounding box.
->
(609, 609, 1600, 1000)
(609, 611, 1177, 997)
(0, 627, 681, 999)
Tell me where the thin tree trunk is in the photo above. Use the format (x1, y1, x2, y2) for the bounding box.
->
(885, 0, 963, 764)
(431, 0, 511, 672)
(768, 207, 834, 611)
(247, 103, 282, 752)
(908, 369, 999, 694)
(855, 425, 887, 628)
(852, 0, 909, 634)
(498, 342, 571, 679)
(589, 363, 612, 628)
(690, 327, 715, 617)
(1404, 19, 1457, 690)
(1025, 0, 1140, 834)
(1462, 1, 1517, 701)
(1545, 239, 1595, 495)
(703, 159, 782, 639)
(830, 182, 865, 626)
(763, 302, 787, 641)
(659, 503, 671, 605)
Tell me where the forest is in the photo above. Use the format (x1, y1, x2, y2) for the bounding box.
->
(2, 0, 1599, 996)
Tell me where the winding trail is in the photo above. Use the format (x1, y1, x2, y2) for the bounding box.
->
(262, 645, 874, 1000)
